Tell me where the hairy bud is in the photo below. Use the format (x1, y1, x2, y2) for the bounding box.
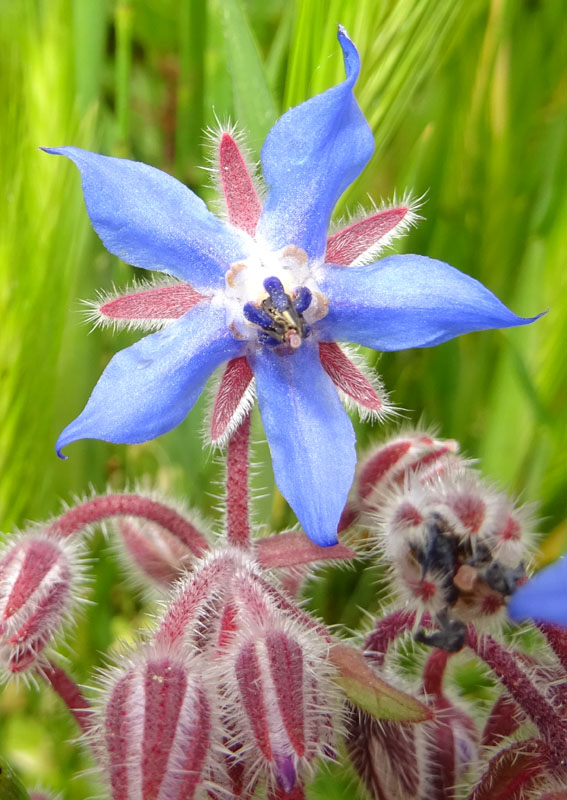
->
(220, 618, 337, 794)
(340, 430, 460, 532)
(0, 531, 83, 675)
(96, 645, 212, 800)
(116, 517, 197, 590)
(372, 468, 529, 650)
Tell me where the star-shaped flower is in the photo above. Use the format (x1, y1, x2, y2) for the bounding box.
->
(46, 27, 539, 547)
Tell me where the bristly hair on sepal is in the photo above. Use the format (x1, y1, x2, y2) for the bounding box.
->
(81, 275, 204, 333)
(327, 190, 425, 267)
(321, 342, 397, 424)
(0, 528, 90, 684)
(204, 359, 257, 451)
(202, 115, 265, 222)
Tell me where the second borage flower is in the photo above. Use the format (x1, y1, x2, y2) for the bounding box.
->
(47, 27, 539, 547)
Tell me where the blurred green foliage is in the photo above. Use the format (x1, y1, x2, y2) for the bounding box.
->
(0, 0, 565, 796)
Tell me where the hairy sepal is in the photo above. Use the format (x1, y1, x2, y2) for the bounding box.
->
(83, 276, 206, 333)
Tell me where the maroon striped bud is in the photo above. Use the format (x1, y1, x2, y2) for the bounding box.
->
(116, 517, 198, 589)
(98, 646, 212, 800)
(221, 617, 338, 794)
(0, 532, 83, 675)
(356, 431, 459, 514)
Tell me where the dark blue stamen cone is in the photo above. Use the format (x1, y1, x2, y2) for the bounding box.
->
(243, 302, 274, 328)
(293, 286, 312, 314)
(263, 276, 289, 312)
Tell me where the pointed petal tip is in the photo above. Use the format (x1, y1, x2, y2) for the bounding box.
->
(336, 24, 360, 83)
(40, 146, 67, 156)
(306, 528, 339, 548)
(55, 442, 69, 461)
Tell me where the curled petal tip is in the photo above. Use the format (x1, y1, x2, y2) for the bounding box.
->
(336, 24, 361, 83)
(56, 433, 71, 460)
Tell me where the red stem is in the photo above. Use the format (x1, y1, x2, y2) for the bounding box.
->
(226, 413, 251, 549)
(539, 622, 567, 672)
(49, 494, 209, 556)
(466, 738, 547, 800)
(466, 626, 567, 761)
(422, 648, 450, 696)
(42, 660, 93, 735)
(482, 692, 522, 746)
(364, 609, 417, 666)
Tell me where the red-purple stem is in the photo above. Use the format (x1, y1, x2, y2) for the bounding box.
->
(49, 494, 209, 556)
(364, 609, 417, 667)
(466, 627, 567, 761)
(482, 692, 522, 746)
(422, 648, 450, 696)
(42, 660, 93, 735)
(538, 622, 567, 672)
(226, 413, 251, 549)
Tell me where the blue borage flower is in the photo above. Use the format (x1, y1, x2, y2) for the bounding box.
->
(46, 27, 540, 547)
(508, 558, 567, 626)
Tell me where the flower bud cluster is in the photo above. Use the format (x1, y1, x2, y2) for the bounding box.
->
(94, 546, 340, 799)
(0, 530, 84, 677)
(355, 431, 530, 651)
(340, 430, 459, 530)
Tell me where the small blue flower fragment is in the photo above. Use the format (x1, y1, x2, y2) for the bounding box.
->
(45, 27, 541, 547)
(508, 558, 567, 626)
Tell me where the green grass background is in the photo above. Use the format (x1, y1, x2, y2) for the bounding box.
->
(0, 0, 566, 796)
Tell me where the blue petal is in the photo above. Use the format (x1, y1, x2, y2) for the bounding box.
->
(508, 559, 567, 626)
(43, 147, 250, 291)
(250, 343, 356, 546)
(256, 27, 374, 262)
(318, 254, 542, 350)
(57, 303, 244, 455)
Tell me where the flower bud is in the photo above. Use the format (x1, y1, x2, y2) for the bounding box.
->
(374, 470, 529, 649)
(341, 431, 461, 532)
(98, 645, 212, 800)
(116, 517, 197, 590)
(220, 618, 338, 794)
(0, 532, 83, 675)
(357, 431, 459, 510)
(347, 710, 422, 800)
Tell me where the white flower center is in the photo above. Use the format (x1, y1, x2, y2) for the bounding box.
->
(221, 244, 329, 352)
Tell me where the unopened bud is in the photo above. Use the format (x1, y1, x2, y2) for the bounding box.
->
(342, 431, 460, 533)
(374, 470, 529, 649)
(0, 532, 83, 675)
(116, 517, 197, 589)
(347, 710, 422, 800)
(221, 619, 338, 793)
(98, 645, 212, 800)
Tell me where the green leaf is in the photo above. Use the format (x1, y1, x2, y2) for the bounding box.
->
(219, 0, 277, 152)
(0, 757, 31, 800)
(330, 645, 432, 722)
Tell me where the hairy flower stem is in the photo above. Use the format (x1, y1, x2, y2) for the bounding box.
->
(48, 494, 209, 555)
(364, 609, 418, 666)
(481, 693, 522, 746)
(466, 738, 547, 800)
(226, 412, 251, 549)
(466, 627, 567, 761)
(42, 660, 93, 735)
(422, 648, 450, 695)
(539, 622, 567, 671)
